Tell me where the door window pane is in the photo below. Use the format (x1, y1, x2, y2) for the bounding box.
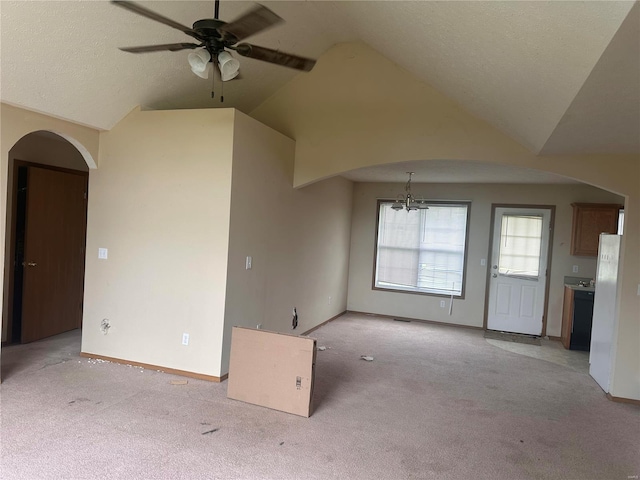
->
(498, 214, 542, 278)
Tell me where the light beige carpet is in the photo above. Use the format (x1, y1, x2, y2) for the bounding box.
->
(2, 313, 638, 479)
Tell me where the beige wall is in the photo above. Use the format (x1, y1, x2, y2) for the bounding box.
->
(81, 107, 234, 377)
(251, 42, 533, 189)
(222, 111, 353, 374)
(348, 182, 624, 337)
(1, 104, 352, 380)
(252, 41, 640, 400)
(1, 104, 100, 347)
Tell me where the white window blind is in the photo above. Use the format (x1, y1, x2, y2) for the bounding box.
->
(375, 202, 469, 296)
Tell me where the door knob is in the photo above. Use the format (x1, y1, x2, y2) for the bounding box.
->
(23, 262, 37, 267)
(492, 273, 497, 278)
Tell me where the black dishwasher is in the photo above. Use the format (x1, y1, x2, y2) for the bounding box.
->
(570, 290, 595, 351)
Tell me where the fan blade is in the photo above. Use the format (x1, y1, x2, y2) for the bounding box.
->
(112, 1, 200, 39)
(119, 43, 201, 53)
(235, 44, 316, 72)
(218, 5, 283, 43)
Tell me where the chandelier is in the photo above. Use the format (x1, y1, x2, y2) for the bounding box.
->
(391, 172, 429, 212)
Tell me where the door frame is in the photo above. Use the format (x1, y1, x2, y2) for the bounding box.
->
(4, 160, 89, 344)
(482, 204, 555, 337)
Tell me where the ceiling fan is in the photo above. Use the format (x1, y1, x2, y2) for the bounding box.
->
(112, 0, 316, 86)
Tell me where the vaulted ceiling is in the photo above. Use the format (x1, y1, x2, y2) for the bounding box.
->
(2, 1, 638, 161)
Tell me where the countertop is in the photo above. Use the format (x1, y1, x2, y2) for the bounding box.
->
(564, 284, 595, 293)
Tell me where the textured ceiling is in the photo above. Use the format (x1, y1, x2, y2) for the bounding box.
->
(0, 0, 347, 129)
(540, 3, 640, 155)
(1, 1, 638, 165)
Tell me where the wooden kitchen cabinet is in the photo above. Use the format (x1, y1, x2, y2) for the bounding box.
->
(570, 203, 621, 256)
(561, 286, 574, 349)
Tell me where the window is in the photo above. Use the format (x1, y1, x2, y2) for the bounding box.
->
(497, 214, 543, 278)
(374, 201, 470, 297)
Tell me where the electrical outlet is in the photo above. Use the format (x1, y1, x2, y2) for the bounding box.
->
(328, 296, 332, 305)
(98, 248, 108, 259)
(256, 324, 262, 330)
(572, 265, 579, 273)
(440, 300, 446, 308)
(245, 256, 252, 270)
(182, 333, 189, 345)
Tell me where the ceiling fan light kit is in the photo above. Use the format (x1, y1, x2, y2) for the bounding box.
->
(217, 51, 240, 81)
(113, 0, 316, 95)
(188, 49, 213, 79)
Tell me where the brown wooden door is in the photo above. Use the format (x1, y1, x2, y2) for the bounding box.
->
(21, 166, 88, 343)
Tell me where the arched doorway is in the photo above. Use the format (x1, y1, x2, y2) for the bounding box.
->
(3, 131, 91, 346)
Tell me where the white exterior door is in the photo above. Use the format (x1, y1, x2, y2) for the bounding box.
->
(486, 207, 551, 336)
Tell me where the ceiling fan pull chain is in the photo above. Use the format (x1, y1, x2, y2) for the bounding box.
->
(220, 71, 224, 103)
(211, 63, 215, 99)
(212, 52, 223, 103)
(214, 0, 220, 20)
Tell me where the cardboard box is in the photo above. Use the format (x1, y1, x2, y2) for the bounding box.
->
(227, 327, 316, 417)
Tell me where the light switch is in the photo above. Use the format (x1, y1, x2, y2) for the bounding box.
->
(98, 248, 108, 260)
(480, 259, 486, 266)
(246, 256, 252, 270)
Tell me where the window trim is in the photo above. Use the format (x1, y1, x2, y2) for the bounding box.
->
(372, 199, 472, 299)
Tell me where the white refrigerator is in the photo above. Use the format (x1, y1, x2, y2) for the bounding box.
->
(589, 234, 621, 393)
